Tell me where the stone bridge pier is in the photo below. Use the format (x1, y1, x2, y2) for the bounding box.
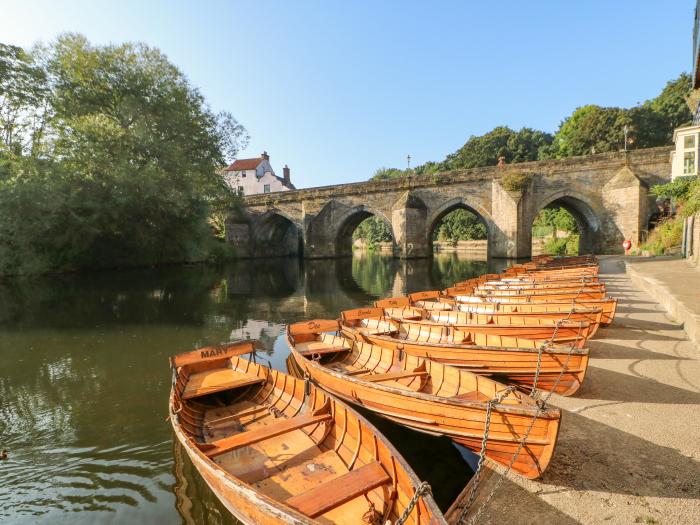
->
(228, 147, 671, 259)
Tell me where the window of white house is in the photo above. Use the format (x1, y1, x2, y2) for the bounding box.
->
(684, 151, 696, 175)
(241, 171, 246, 178)
(237, 186, 244, 194)
(683, 133, 698, 175)
(263, 184, 271, 193)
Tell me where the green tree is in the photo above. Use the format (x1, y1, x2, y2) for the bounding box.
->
(371, 166, 408, 180)
(433, 209, 487, 242)
(543, 73, 692, 158)
(352, 216, 393, 247)
(443, 126, 553, 170)
(0, 35, 248, 275)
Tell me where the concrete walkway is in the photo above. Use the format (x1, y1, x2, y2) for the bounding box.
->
(626, 256, 700, 348)
(460, 256, 700, 525)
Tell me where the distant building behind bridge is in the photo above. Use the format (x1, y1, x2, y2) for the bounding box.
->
(223, 151, 295, 195)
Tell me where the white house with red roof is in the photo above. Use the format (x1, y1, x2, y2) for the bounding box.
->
(223, 151, 295, 195)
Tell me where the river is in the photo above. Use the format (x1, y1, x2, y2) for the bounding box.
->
(0, 252, 510, 524)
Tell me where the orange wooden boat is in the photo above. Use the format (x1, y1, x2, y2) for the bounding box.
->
(476, 281, 605, 292)
(169, 341, 446, 525)
(379, 293, 614, 327)
(286, 321, 562, 479)
(443, 294, 617, 326)
(471, 286, 606, 299)
(382, 305, 603, 338)
(504, 265, 598, 277)
(339, 314, 589, 396)
(341, 307, 591, 348)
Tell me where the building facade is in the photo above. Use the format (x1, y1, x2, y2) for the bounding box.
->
(223, 151, 295, 195)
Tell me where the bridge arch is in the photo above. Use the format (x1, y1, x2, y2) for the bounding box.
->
(427, 197, 495, 255)
(531, 191, 600, 255)
(251, 210, 304, 256)
(333, 205, 396, 257)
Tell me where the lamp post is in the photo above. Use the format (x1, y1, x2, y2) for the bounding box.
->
(407, 154, 411, 170)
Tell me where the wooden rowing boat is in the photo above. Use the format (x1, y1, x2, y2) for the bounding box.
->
(451, 296, 616, 326)
(377, 294, 613, 328)
(169, 341, 446, 525)
(285, 321, 562, 479)
(475, 281, 606, 292)
(342, 307, 591, 348)
(382, 305, 604, 338)
(338, 315, 589, 396)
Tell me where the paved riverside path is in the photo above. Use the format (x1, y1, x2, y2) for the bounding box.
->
(460, 256, 700, 525)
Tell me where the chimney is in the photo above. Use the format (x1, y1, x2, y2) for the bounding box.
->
(283, 164, 291, 186)
(261, 151, 270, 161)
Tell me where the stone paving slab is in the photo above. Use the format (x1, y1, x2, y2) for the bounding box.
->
(456, 256, 700, 525)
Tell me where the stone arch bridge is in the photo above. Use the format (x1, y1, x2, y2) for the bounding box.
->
(228, 147, 671, 259)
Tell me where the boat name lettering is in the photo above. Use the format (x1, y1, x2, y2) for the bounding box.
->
(200, 347, 228, 359)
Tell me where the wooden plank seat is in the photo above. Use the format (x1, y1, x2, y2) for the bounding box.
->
(285, 461, 390, 518)
(201, 410, 333, 458)
(453, 391, 490, 402)
(327, 365, 370, 376)
(299, 346, 348, 357)
(182, 368, 265, 400)
(359, 368, 428, 383)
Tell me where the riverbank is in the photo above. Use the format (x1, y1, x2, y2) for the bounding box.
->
(454, 255, 700, 524)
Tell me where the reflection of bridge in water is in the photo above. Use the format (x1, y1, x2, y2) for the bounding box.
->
(223, 253, 510, 321)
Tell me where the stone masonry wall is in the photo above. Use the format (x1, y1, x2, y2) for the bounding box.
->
(234, 147, 672, 259)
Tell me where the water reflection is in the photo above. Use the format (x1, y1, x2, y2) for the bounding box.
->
(0, 252, 506, 523)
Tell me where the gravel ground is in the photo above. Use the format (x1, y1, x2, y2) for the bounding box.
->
(461, 256, 700, 525)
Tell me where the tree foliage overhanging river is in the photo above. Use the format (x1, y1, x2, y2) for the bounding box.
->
(0, 252, 513, 524)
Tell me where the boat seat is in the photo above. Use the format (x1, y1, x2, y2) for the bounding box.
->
(285, 461, 390, 518)
(358, 369, 428, 383)
(299, 347, 348, 357)
(182, 368, 265, 400)
(327, 365, 370, 376)
(453, 391, 490, 402)
(202, 411, 332, 458)
(296, 340, 349, 357)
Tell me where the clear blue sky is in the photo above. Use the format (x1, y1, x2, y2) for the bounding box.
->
(1, 1, 694, 188)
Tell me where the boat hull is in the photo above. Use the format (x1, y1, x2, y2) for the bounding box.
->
(342, 327, 589, 396)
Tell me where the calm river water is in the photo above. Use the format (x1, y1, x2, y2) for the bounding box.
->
(0, 252, 510, 524)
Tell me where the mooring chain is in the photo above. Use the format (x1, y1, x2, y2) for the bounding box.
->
(461, 335, 580, 525)
(456, 385, 517, 523)
(393, 481, 432, 525)
(530, 317, 563, 398)
(457, 267, 593, 524)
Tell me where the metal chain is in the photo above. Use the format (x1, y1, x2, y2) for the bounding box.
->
(456, 269, 590, 524)
(455, 385, 517, 523)
(394, 481, 432, 525)
(461, 337, 579, 525)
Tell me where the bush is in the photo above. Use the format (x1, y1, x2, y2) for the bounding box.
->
(501, 171, 533, 193)
(641, 216, 683, 255)
(542, 234, 579, 256)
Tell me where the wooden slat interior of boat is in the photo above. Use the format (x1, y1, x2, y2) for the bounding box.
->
(203, 411, 333, 457)
(173, 354, 444, 524)
(182, 368, 265, 400)
(285, 461, 391, 518)
(357, 368, 428, 383)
